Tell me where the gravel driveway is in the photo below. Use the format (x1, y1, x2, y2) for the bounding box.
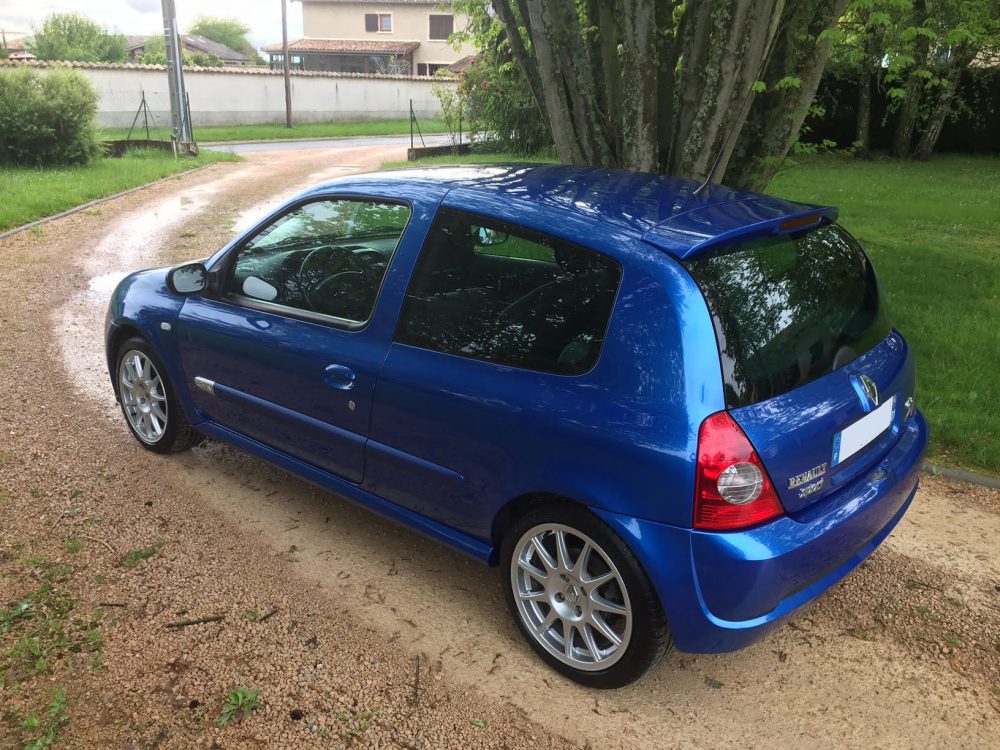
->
(1, 145, 997, 749)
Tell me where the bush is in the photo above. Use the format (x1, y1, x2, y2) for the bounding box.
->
(0, 67, 101, 167)
(460, 56, 551, 155)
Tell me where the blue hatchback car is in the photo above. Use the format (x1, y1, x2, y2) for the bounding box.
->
(106, 165, 928, 687)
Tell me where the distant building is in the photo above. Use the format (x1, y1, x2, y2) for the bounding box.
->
(125, 35, 252, 66)
(263, 0, 475, 76)
(1, 30, 35, 61)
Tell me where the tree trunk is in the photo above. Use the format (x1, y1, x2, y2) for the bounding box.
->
(670, 0, 785, 181)
(492, 1, 549, 135)
(890, 0, 929, 158)
(855, 66, 872, 158)
(618, 0, 660, 171)
(726, 0, 847, 191)
(913, 51, 969, 161)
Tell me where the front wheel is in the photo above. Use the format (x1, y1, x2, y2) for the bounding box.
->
(501, 505, 671, 688)
(116, 337, 202, 454)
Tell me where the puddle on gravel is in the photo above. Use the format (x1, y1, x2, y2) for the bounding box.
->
(54, 155, 378, 421)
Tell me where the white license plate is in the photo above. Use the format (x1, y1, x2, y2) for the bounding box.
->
(832, 395, 897, 467)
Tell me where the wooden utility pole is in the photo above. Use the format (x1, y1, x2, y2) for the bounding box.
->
(282, 0, 293, 128)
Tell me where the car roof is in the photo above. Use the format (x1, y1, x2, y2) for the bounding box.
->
(306, 164, 838, 260)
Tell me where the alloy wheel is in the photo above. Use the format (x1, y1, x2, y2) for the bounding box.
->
(118, 349, 168, 444)
(511, 523, 632, 671)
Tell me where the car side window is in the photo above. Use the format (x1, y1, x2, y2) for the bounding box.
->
(395, 208, 622, 375)
(227, 198, 410, 324)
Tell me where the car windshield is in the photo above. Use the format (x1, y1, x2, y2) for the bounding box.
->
(684, 223, 891, 407)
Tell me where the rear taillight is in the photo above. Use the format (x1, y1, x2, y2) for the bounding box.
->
(694, 411, 784, 531)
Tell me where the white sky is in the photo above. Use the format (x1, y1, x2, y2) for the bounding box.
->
(0, 0, 305, 52)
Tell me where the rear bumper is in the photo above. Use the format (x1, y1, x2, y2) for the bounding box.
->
(595, 410, 928, 653)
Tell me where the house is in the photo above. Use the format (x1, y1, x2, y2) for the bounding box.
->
(263, 0, 475, 76)
(125, 35, 252, 66)
(1, 30, 35, 61)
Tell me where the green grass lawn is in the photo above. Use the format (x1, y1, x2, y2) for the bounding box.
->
(0, 148, 239, 231)
(390, 151, 1000, 475)
(99, 118, 447, 143)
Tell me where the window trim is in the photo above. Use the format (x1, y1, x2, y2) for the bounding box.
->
(212, 194, 412, 333)
(393, 207, 624, 377)
(427, 13, 454, 41)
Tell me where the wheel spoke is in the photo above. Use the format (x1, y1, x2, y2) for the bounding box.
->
(580, 623, 603, 662)
(517, 589, 547, 603)
(590, 591, 627, 616)
(536, 609, 558, 634)
(563, 624, 575, 658)
(130, 353, 143, 381)
(555, 530, 571, 573)
(583, 570, 615, 589)
(530, 536, 556, 573)
(589, 611, 623, 647)
(571, 542, 592, 578)
(517, 557, 548, 584)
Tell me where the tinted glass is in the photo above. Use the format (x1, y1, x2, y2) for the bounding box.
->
(228, 199, 410, 323)
(396, 208, 621, 375)
(685, 224, 890, 407)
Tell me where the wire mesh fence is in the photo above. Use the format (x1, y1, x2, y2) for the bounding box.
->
(97, 88, 176, 140)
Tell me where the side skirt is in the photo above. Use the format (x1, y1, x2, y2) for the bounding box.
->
(195, 421, 495, 564)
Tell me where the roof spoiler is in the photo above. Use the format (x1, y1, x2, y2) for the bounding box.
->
(642, 198, 839, 260)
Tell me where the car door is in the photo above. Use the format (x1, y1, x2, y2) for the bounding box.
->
(176, 196, 412, 484)
(363, 206, 624, 537)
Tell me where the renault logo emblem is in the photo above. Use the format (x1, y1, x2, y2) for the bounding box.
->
(860, 374, 879, 407)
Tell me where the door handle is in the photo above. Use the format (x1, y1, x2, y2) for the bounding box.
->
(324, 363, 356, 390)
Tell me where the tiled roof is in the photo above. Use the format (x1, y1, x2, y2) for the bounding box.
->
(446, 55, 476, 74)
(124, 34, 250, 62)
(182, 35, 251, 62)
(0, 58, 456, 81)
(262, 38, 420, 55)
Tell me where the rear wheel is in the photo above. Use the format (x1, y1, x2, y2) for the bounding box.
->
(501, 504, 671, 688)
(116, 337, 201, 454)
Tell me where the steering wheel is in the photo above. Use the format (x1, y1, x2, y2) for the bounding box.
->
(298, 245, 383, 315)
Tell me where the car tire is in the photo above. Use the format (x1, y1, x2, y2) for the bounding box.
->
(115, 336, 202, 454)
(500, 503, 671, 688)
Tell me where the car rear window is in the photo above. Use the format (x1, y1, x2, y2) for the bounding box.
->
(684, 223, 891, 407)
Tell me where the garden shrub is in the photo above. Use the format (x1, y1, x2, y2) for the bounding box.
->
(460, 56, 551, 155)
(0, 66, 101, 167)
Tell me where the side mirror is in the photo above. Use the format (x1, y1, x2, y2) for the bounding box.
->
(168, 263, 208, 295)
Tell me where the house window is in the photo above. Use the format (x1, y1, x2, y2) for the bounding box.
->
(428, 14, 454, 41)
(417, 63, 447, 77)
(365, 13, 392, 33)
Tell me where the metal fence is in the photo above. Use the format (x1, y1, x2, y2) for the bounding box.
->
(97, 88, 175, 139)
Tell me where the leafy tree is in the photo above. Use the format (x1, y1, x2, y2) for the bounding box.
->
(187, 16, 261, 63)
(827, 0, 912, 157)
(32, 12, 126, 63)
(453, 1, 849, 192)
(901, 0, 1000, 159)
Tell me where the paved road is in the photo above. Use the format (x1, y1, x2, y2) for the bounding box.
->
(203, 132, 458, 154)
